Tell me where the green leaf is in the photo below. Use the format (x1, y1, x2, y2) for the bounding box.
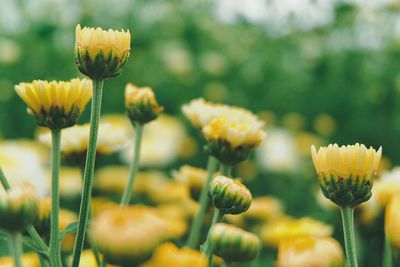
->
(23, 236, 48, 257)
(59, 221, 78, 241)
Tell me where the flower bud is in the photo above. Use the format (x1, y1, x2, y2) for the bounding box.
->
(209, 175, 252, 215)
(385, 195, 400, 250)
(311, 143, 382, 207)
(15, 79, 92, 129)
(0, 185, 39, 232)
(125, 83, 162, 125)
(277, 236, 345, 267)
(210, 223, 260, 262)
(75, 25, 131, 80)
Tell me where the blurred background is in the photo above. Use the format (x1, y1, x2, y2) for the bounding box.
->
(1, 0, 400, 266)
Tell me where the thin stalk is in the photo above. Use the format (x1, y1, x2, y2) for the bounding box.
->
(71, 79, 104, 267)
(120, 124, 144, 205)
(9, 233, 22, 267)
(383, 234, 393, 267)
(340, 207, 358, 267)
(186, 156, 218, 248)
(49, 129, 62, 267)
(0, 167, 48, 254)
(220, 164, 231, 176)
(201, 209, 224, 263)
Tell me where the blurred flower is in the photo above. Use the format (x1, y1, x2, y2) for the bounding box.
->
(91, 197, 117, 217)
(374, 167, 400, 206)
(58, 167, 82, 199)
(210, 223, 261, 262)
(38, 121, 129, 164)
(0, 252, 40, 267)
(121, 115, 188, 167)
(172, 165, 208, 199)
(241, 196, 284, 225)
(157, 198, 199, 221)
(358, 194, 380, 224)
(34, 197, 51, 235)
(72, 250, 117, 267)
(295, 132, 324, 157)
(257, 111, 277, 128)
(260, 217, 333, 247)
(75, 24, 130, 79)
(90, 206, 179, 266)
(0, 184, 38, 232)
(60, 209, 78, 252)
(199, 51, 228, 76)
(161, 41, 193, 76)
(282, 113, 305, 132)
(277, 236, 344, 267)
(145, 175, 191, 204)
(182, 98, 225, 128)
(257, 128, 299, 173)
(311, 143, 382, 207)
(209, 175, 252, 215)
(313, 113, 337, 136)
(203, 114, 265, 166)
(141, 242, 208, 267)
(0, 140, 49, 196)
(385, 194, 400, 250)
(0, 38, 20, 64)
(15, 79, 92, 129)
(125, 83, 162, 125)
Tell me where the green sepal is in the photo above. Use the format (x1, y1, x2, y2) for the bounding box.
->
(205, 139, 254, 166)
(126, 100, 161, 125)
(33, 105, 81, 130)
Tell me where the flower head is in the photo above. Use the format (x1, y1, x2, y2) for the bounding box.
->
(75, 24, 131, 79)
(125, 83, 162, 125)
(385, 195, 400, 250)
(141, 242, 208, 267)
(209, 175, 252, 215)
(311, 143, 382, 207)
(15, 79, 92, 129)
(210, 223, 261, 262)
(0, 185, 39, 232)
(0, 253, 40, 267)
(277, 236, 344, 267)
(173, 165, 209, 200)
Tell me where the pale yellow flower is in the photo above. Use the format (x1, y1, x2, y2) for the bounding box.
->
(277, 236, 344, 267)
(0, 253, 40, 267)
(313, 113, 337, 136)
(59, 167, 82, 199)
(75, 24, 131, 79)
(60, 209, 78, 252)
(15, 79, 92, 129)
(385, 194, 400, 249)
(374, 167, 400, 206)
(173, 165, 208, 199)
(260, 217, 333, 247)
(241, 196, 284, 224)
(140, 242, 208, 267)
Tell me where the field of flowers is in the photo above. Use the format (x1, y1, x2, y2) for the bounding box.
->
(0, 0, 400, 267)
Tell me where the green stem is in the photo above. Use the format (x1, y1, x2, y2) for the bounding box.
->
(9, 233, 23, 267)
(220, 164, 231, 176)
(0, 167, 48, 254)
(383, 234, 393, 267)
(49, 129, 62, 267)
(201, 209, 224, 263)
(120, 124, 144, 205)
(186, 156, 218, 248)
(340, 207, 358, 267)
(71, 79, 104, 267)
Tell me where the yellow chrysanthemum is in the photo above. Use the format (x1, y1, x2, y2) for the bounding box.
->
(125, 83, 162, 125)
(60, 209, 78, 252)
(15, 78, 92, 129)
(140, 242, 208, 267)
(241, 196, 284, 225)
(75, 24, 131, 79)
(277, 236, 344, 267)
(173, 165, 208, 199)
(385, 195, 400, 249)
(260, 217, 333, 248)
(0, 252, 40, 267)
(311, 143, 382, 207)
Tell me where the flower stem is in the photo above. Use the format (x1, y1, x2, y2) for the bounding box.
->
(49, 129, 62, 267)
(71, 79, 104, 267)
(120, 124, 144, 205)
(186, 156, 218, 248)
(383, 234, 393, 267)
(0, 166, 48, 254)
(201, 209, 224, 263)
(9, 233, 22, 267)
(340, 207, 358, 267)
(220, 164, 231, 176)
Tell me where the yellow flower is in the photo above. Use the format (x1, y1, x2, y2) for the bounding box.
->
(58, 167, 82, 199)
(60, 209, 78, 252)
(68, 250, 117, 267)
(203, 115, 265, 166)
(210, 223, 261, 262)
(0, 252, 40, 267)
(0, 184, 39, 232)
(140, 242, 208, 267)
(75, 24, 131, 79)
(209, 175, 252, 215)
(385, 194, 400, 249)
(125, 83, 162, 125)
(157, 198, 199, 221)
(277, 236, 344, 267)
(90, 206, 174, 266)
(241, 196, 284, 225)
(173, 165, 209, 199)
(260, 217, 333, 248)
(311, 143, 382, 207)
(373, 167, 400, 207)
(15, 79, 92, 129)
(182, 98, 225, 129)
(33, 197, 51, 235)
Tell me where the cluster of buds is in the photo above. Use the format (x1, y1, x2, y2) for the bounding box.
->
(210, 223, 260, 262)
(125, 83, 163, 126)
(209, 175, 252, 215)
